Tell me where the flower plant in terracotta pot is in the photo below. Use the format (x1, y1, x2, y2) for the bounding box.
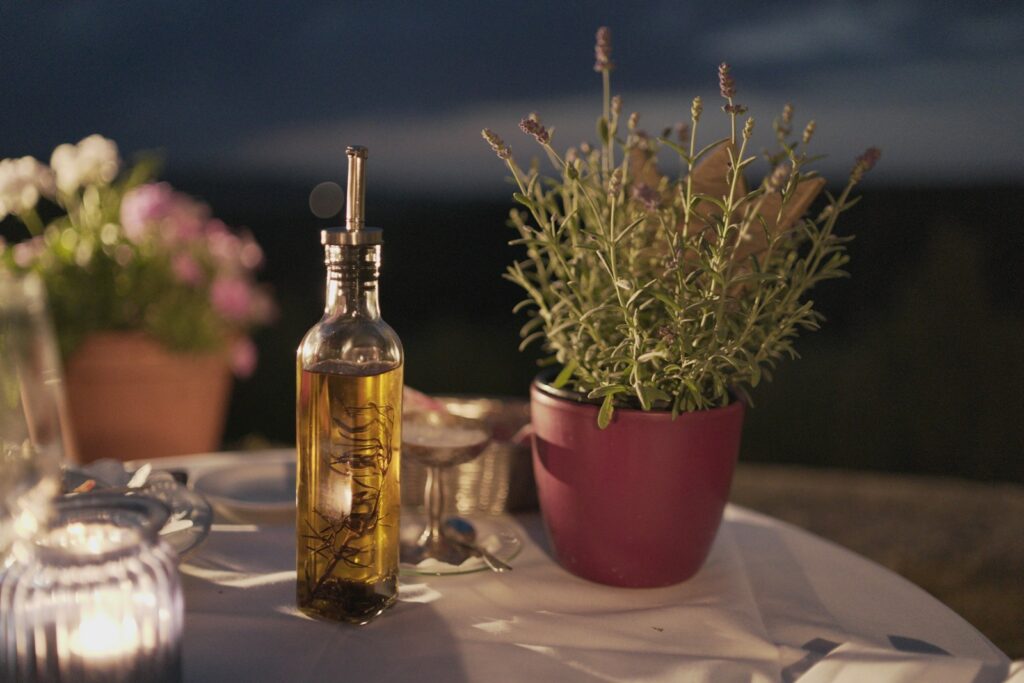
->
(483, 28, 879, 586)
(0, 136, 274, 462)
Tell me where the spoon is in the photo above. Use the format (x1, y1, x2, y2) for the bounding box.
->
(443, 518, 512, 573)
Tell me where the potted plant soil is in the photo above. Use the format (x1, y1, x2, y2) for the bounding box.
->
(483, 28, 878, 587)
(0, 136, 274, 462)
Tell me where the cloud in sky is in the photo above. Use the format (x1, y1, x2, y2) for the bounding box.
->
(228, 56, 1024, 194)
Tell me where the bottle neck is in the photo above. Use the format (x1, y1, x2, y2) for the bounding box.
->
(324, 244, 382, 319)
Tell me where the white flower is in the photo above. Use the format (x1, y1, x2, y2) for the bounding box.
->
(0, 156, 54, 220)
(50, 134, 119, 194)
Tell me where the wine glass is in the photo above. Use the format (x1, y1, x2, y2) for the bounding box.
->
(0, 273, 68, 556)
(400, 409, 502, 570)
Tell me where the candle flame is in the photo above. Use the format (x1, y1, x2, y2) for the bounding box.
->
(69, 610, 140, 660)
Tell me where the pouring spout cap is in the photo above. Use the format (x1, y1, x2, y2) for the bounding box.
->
(345, 146, 368, 231)
(322, 144, 383, 245)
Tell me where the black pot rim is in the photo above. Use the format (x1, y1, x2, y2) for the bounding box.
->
(532, 367, 742, 413)
(532, 367, 603, 405)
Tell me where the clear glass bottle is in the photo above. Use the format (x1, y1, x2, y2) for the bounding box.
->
(296, 146, 403, 624)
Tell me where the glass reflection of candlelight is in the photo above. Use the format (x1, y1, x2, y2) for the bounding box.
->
(322, 469, 353, 520)
(55, 521, 133, 554)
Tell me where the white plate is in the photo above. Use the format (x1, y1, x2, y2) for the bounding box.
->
(62, 466, 212, 559)
(192, 459, 295, 522)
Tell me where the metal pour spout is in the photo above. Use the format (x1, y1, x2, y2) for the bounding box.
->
(345, 145, 368, 232)
(321, 144, 382, 246)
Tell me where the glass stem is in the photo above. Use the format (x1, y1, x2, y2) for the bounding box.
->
(423, 465, 446, 548)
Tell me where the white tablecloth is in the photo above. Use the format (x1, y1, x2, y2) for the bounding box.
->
(155, 450, 1013, 682)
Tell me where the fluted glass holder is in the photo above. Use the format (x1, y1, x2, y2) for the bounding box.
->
(0, 494, 183, 683)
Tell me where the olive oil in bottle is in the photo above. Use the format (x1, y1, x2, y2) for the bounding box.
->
(296, 147, 403, 624)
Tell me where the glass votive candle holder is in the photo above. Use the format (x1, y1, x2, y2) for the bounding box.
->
(0, 493, 183, 683)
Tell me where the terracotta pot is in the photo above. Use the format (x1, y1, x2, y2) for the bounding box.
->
(530, 376, 744, 587)
(65, 332, 232, 463)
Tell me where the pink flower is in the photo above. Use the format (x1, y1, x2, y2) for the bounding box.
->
(210, 277, 252, 322)
(168, 203, 204, 242)
(206, 225, 241, 265)
(120, 182, 207, 244)
(238, 233, 264, 270)
(230, 336, 258, 378)
(120, 182, 174, 242)
(12, 236, 44, 268)
(172, 252, 202, 285)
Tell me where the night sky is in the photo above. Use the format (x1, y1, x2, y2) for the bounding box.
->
(3, 1, 1023, 195)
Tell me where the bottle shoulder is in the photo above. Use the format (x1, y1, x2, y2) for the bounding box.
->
(299, 315, 403, 370)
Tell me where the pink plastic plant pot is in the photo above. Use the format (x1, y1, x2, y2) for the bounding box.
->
(530, 378, 745, 587)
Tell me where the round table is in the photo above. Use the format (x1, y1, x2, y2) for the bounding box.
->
(151, 450, 1014, 683)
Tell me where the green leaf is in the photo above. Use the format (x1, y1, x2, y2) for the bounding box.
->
(613, 216, 646, 245)
(651, 291, 680, 313)
(552, 359, 577, 388)
(597, 117, 610, 145)
(511, 298, 535, 314)
(656, 137, 690, 162)
(526, 173, 539, 197)
(692, 137, 730, 165)
(598, 393, 615, 429)
(518, 331, 545, 351)
(588, 384, 628, 398)
(625, 288, 646, 308)
(513, 193, 535, 210)
(736, 155, 757, 170)
(639, 386, 671, 405)
(692, 193, 727, 214)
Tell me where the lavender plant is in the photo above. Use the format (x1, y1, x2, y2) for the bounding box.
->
(483, 28, 879, 427)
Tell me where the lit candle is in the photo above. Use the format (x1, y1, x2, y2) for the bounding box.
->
(52, 523, 152, 682)
(70, 609, 141, 661)
(0, 503, 182, 683)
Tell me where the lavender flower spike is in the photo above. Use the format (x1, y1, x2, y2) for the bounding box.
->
(718, 62, 736, 99)
(632, 183, 660, 212)
(691, 96, 703, 122)
(850, 147, 882, 183)
(519, 115, 550, 145)
(802, 120, 816, 145)
(765, 164, 790, 194)
(594, 26, 613, 72)
(607, 168, 622, 198)
(481, 129, 511, 160)
(782, 103, 794, 126)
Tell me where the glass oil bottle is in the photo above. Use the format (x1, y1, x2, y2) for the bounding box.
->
(296, 146, 403, 624)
